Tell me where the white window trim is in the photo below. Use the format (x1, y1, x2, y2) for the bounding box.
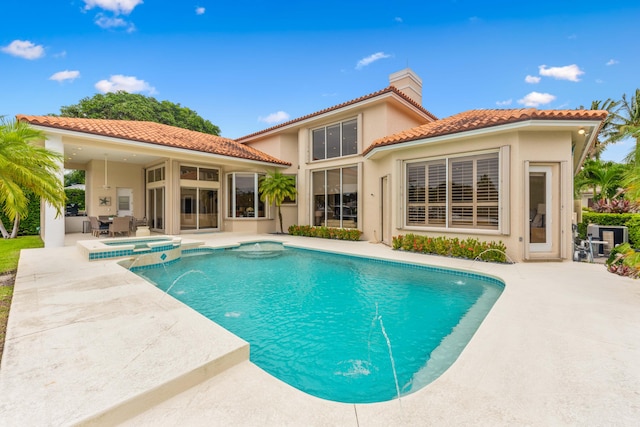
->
(310, 117, 359, 162)
(403, 149, 502, 232)
(225, 172, 268, 219)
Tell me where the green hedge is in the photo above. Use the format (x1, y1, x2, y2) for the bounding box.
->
(0, 191, 41, 236)
(64, 189, 85, 210)
(392, 234, 509, 263)
(288, 225, 362, 241)
(579, 212, 640, 248)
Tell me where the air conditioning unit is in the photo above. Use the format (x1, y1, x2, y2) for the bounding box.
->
(586, 224, 628, 256)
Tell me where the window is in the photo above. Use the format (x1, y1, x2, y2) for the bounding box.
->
(180, 165, 219, 182)
(312, 166, 358, 228)
(406, 153, 499, 229)
(227, 173, 266, 218)
(312, 119, 358, 160)
(146, 165, 165, 183)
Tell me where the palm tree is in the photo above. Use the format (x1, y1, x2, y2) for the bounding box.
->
(614, 89, 640, 164)
(0, 117, 66, 238)
(580, 99, 620, 160)
(259, 170, 297, 234)
(574, 159, 625, 202)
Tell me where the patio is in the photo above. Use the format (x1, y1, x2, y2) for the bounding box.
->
(0, 233, 638, 426)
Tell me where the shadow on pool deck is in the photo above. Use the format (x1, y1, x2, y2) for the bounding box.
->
(1, 233, 639, 426)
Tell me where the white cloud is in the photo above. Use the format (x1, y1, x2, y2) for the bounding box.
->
(196, 7, 205, 15)
(258, 111, 290, 124)
(538, 64, 584, 82)
(96, 14, 125, 28)
(1, 40, 45, 60)
(518, 92, 556, 107)
(356, 52, 391, 70)
(606, 59, 619, 66)
(595, 79, 604, 84)
(496, 99, 512, 107)
(525, 75, 541, 84)
(95, 75, 156, 94)
(394, 17, 403, 23)
(83, 0, 142, 15)
(49, 70, 81, 82)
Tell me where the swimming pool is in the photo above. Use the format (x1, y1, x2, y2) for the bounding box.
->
(136, 242, 503, 403)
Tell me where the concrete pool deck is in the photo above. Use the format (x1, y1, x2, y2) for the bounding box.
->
(0, 233, 639, 425)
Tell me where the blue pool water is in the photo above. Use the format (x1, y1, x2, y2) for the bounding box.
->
(136, 243, 503, 403)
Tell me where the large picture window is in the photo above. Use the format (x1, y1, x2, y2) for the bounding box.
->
(312, 166, 358, 228)
(312, 118, 357, 160)
(227, 173, 266, 218)
(406, 153, 499, 229)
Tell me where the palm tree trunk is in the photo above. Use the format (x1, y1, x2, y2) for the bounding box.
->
(278, 207, 284, 234)
(10, 216, 20, 238)
(0, 219, 9, 239)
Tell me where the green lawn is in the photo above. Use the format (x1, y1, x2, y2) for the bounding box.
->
(0, 236, 43, 273)
(0, 236, 44, 360)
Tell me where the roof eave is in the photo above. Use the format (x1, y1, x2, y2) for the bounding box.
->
(364, 118, 605, 160)
(237, 89, 436, 143)
(29, 124, 291, 167)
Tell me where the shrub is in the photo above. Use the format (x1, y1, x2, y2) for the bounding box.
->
(288, 225, 362, 241)
(391, 233, 509, 263)
(605, 242, 640, 278)
(592, 199, 635, 213)
(0, 190, 41, 236)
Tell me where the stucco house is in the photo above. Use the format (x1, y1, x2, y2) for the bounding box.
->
(18, 68, 606, 262)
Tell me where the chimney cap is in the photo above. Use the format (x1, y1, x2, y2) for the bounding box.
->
(389, 68, 422, 87)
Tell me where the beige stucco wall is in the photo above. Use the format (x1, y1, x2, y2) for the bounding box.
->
(363, 129, 575, 262)
(86, 159, 145, 219)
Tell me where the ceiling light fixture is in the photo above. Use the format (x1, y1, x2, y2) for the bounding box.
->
(103, 154, 111, 189)
(578, 128, 585, 135)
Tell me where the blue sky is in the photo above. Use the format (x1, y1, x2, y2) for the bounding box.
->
(1, 1, 638, 162)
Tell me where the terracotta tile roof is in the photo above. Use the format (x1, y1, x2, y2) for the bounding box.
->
(237, 86, 438, 141)
(364, 108, 609, 155)
(16, 115, 290, 166)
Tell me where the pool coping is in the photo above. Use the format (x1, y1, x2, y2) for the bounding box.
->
(1, 233, 639, 425)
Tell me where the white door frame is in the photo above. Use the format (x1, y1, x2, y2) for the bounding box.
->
(529, 165, 552, 253)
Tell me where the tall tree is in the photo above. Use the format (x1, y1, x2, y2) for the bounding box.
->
(614, 89, 640, 164)
(64, 169, 85, 187)
(580, 99, 620, 160)
(259, 170, 297, 234)
(0, 118, 66, 238)
(58, 91, 221, 135)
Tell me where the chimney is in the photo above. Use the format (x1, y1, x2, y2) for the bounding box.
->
(389, 68, 422, 105)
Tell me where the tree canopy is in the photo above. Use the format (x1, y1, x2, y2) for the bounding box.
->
(57, 91, 221, 135)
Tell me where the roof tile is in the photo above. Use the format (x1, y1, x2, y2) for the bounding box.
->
(237, 86, 438, 141)
(16, 115, 290, 166)
(364, 108, 608, 155)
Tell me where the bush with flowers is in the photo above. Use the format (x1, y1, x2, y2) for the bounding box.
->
(391, 233, 509, 263)
(288, 225, 362, 241)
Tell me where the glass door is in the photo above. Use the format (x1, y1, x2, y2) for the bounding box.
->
(147, 187, 165, 231)
(529, 166, 551, 252)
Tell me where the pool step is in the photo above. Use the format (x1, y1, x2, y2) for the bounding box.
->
(77, 344, 249, 426)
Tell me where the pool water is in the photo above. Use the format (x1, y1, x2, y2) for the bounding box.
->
(136, 244, 503, 403)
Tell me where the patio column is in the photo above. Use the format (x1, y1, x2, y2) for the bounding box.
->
(42, 135, 65, 248)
